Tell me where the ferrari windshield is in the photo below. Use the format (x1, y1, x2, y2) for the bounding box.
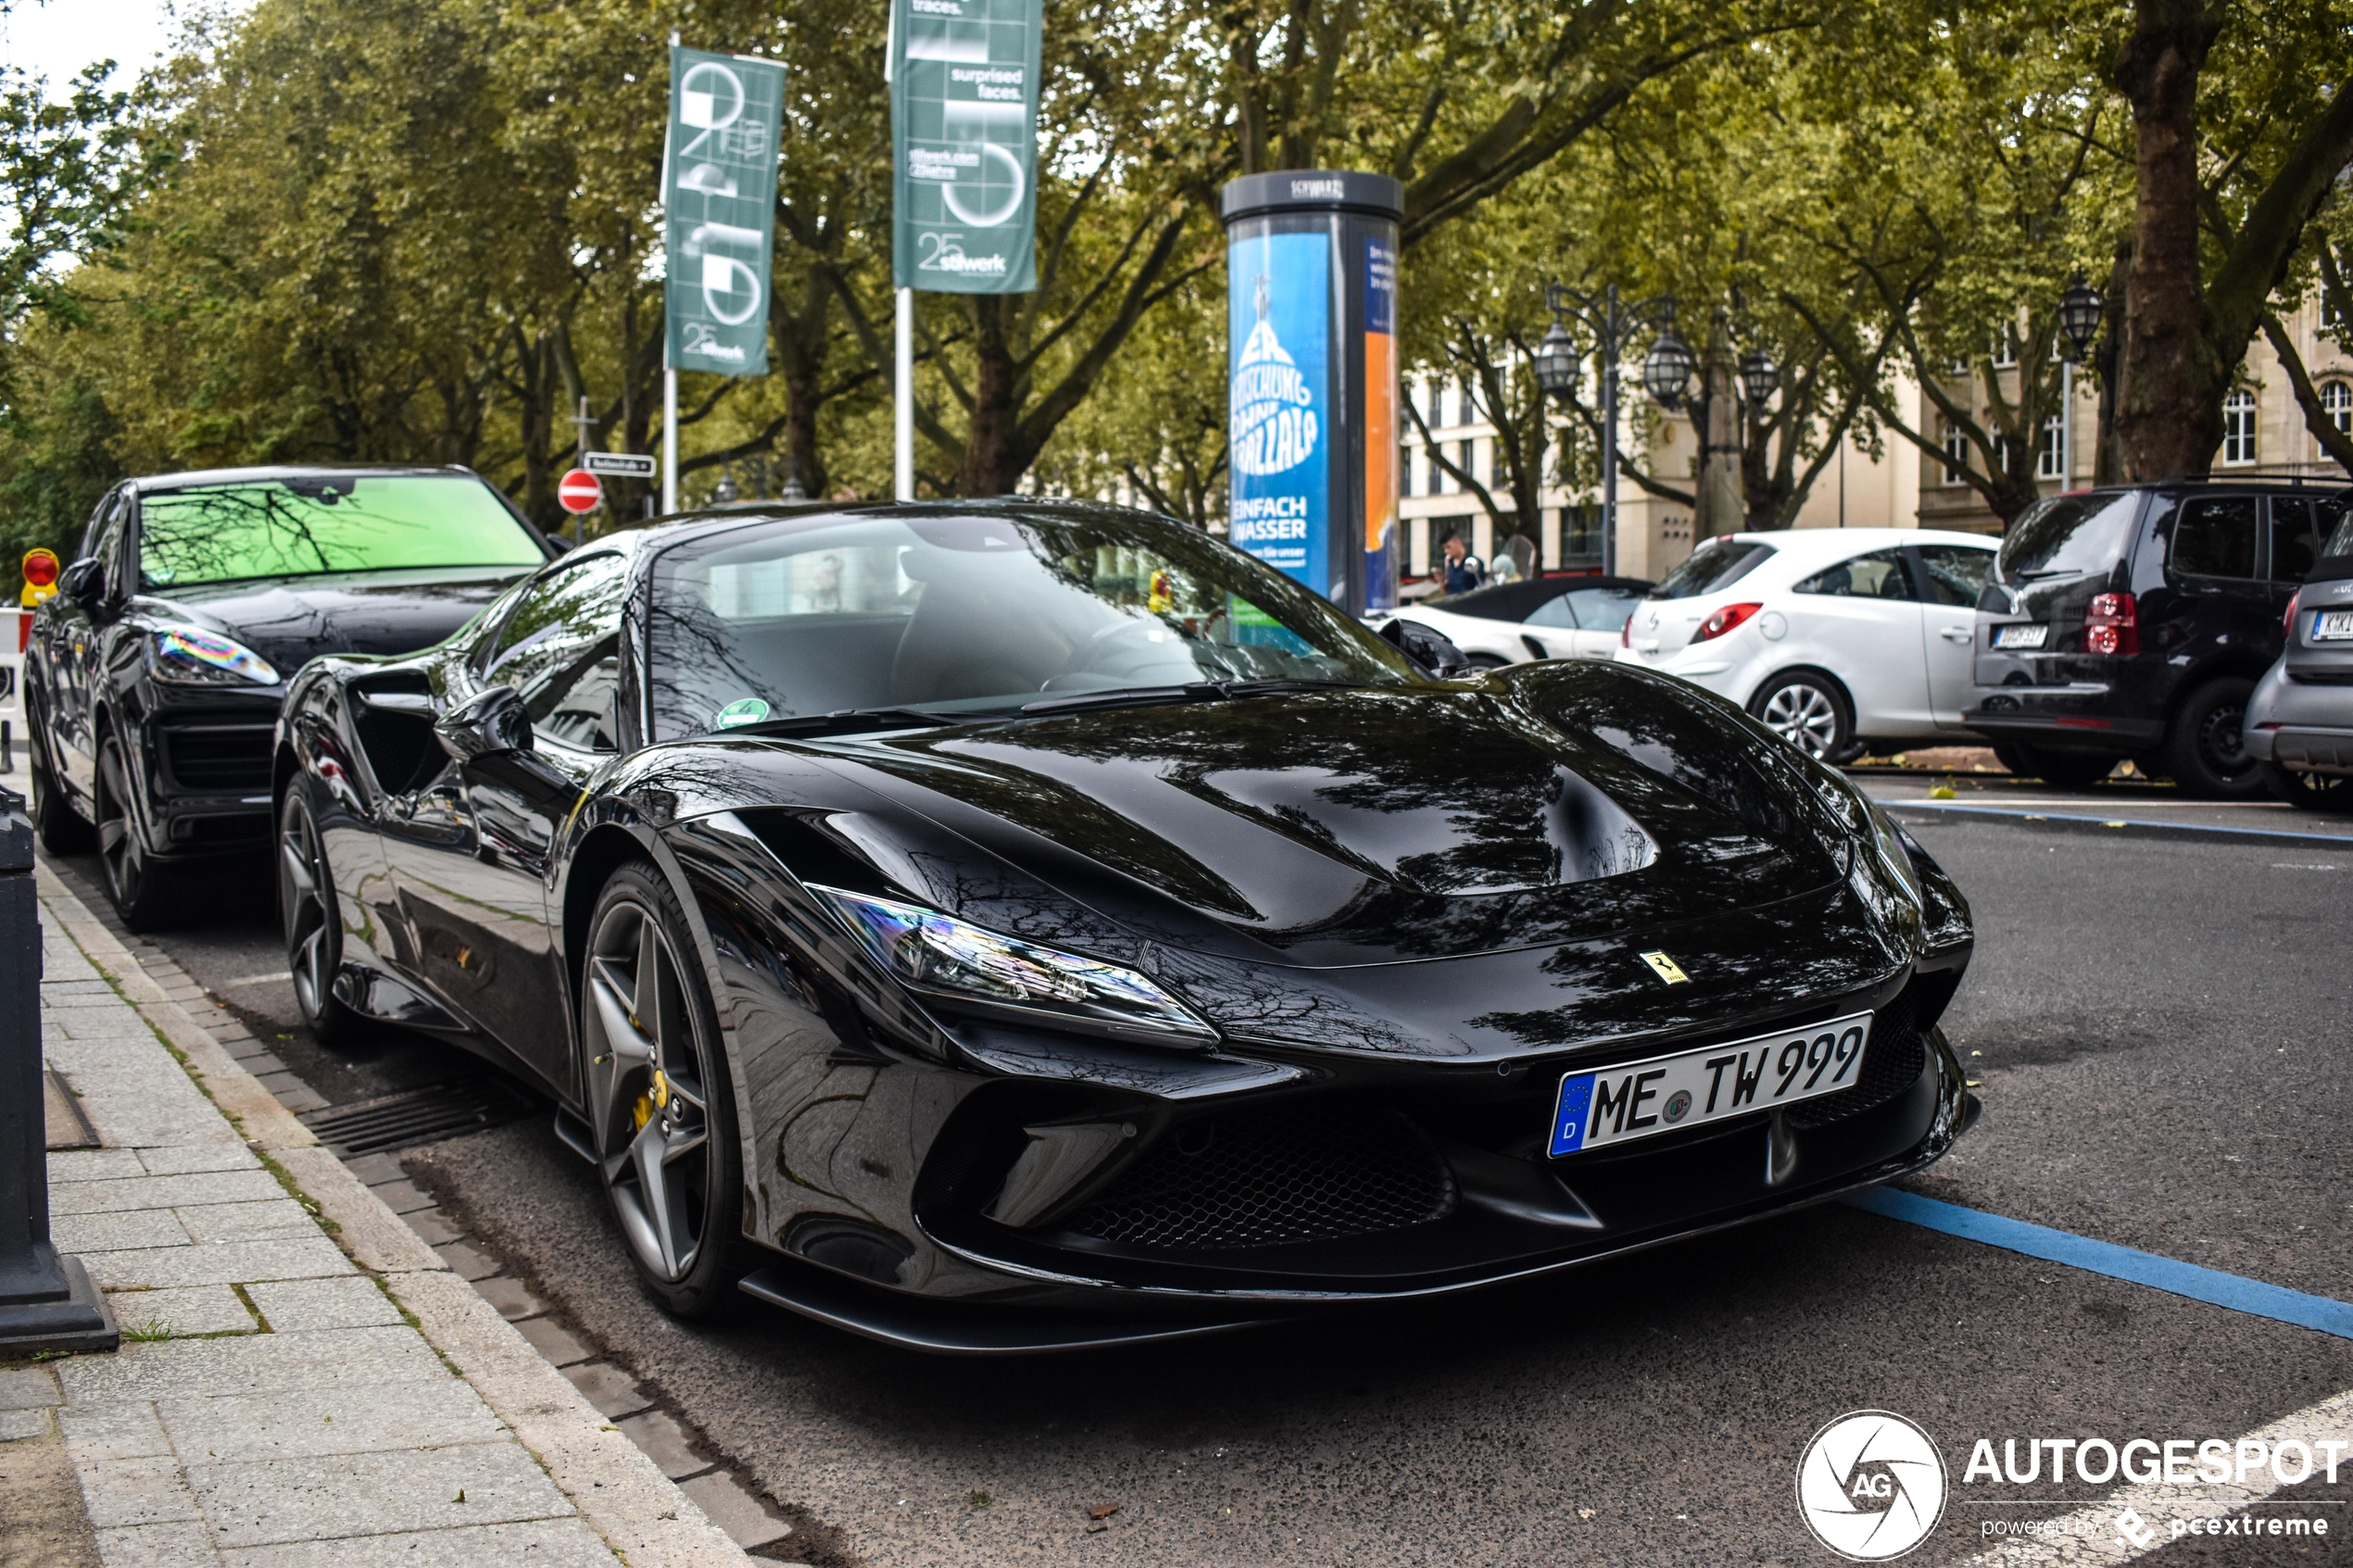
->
(647, 508, 1419, 739)
(139, 475, 545, 588)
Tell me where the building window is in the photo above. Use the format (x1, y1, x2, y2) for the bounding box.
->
(2221, 390, 2258, 465)
(2322, 291, 2346, 329)
(1942, 424, 1969, 485)
(1990, 324, 2018, 368)
(2037, 413, 2066, 479)
(1456, 440, 1475, 489)
(2322, 380, 2351, 438)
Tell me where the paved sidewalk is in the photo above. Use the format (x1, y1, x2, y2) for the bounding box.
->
(12, 867, 752, 1567)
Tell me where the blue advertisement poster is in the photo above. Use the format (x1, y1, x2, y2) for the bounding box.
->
(1227, 231, 1329, 593)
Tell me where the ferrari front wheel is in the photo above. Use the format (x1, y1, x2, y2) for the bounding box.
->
(580, 863, 744, 1318)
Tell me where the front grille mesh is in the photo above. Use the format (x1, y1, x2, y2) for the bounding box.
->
(1063, 1107, 1455, 1251)
(1785, 991, 1924, 1130)
(162, 724, 274, 792)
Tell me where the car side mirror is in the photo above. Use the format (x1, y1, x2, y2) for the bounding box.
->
(1378, 618, 1471, 679)
(59, 558, 104, 608)
(434, 684, 535, 760)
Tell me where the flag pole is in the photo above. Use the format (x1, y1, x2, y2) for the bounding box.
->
(661, 28, 681, 517)
(895, 289, 913, 501)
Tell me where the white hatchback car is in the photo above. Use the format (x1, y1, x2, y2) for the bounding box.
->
(1613, 528, 1998, 760)
(1389, 576, 1654, 668)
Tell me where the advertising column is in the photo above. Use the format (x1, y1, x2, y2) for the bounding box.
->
(1221, 171, 1403, 616)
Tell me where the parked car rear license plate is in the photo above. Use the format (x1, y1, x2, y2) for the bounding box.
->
(2314, 610, 2353, 641)
(1993, 623, 2048, 649)
(1548, 1012, 1876, 1156)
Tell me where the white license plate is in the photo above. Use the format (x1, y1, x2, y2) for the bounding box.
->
(2314, 610, 2353, 641)
(1993, 623, 2048, 649)
(1548, 1012, 1876, 1156)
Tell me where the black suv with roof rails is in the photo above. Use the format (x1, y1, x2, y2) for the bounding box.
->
(1966, 477, 2346, 797)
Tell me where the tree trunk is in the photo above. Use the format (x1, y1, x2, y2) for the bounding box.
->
(2111, 0, 2226, 481)
(959, 295, 1022, 495)
(1692, 348, 1743, 540)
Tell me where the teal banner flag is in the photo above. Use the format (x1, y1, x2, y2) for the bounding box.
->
(664, 46, 786, 376)
(889, 0, 1040, 293)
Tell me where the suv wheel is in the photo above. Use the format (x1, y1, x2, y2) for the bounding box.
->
(2259, 761, 2353, 814)
(26, 699, 94, 854)
(1750, 670, 1854, 763)
(94, 731, 175, 929)
(2160, 677, 2264, 800)
(2010, 746, 2117, 788)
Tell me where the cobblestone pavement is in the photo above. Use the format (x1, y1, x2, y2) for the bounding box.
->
(11, 864, 755, 1568)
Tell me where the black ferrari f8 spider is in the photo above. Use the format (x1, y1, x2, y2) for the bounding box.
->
(273, 501, 1975, 1351)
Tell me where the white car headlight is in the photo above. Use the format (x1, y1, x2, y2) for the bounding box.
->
(149, 625, 281, 686)
(811, 886, 1218, 1046)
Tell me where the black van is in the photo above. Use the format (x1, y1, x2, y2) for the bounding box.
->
(1967, 479, 2342, 797)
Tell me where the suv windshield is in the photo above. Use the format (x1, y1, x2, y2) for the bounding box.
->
(1996, 492, 2141, 580)
(648, 508, 1418, 738)
(139, 475, 544, 588)
(1649, 538, 1772, 599)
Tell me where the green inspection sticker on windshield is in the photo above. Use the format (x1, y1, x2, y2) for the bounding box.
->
(713, 698, 771, 730)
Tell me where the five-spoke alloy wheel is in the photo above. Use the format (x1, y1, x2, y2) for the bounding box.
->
(279, 789, 359, 1046)
(581, 864, 743, 1316)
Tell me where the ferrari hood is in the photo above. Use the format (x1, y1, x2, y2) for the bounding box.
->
(812, 681, 1841, 966)
(130, 567, 530, 674)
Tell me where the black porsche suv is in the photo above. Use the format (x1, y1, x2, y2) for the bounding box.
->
(26, 466, 555, 925)
(1967, 478, 2340, 797)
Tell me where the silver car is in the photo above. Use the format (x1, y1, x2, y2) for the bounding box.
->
(2246, 487, 2353, 811)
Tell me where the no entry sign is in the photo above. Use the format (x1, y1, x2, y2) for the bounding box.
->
(558, 469, 603, 514)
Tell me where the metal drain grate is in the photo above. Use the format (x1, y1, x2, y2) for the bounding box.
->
(298, 1079, 539, 1155)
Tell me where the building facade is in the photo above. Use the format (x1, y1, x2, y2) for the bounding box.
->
(1398, 296, 2351, 586)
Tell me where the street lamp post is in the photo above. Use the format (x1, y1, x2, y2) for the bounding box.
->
(2057, 274, 2104, 486)
(1532, 282, 1684, 577)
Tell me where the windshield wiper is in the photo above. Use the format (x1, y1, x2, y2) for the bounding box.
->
(1020, 684, 1224, 716)
(726, 707, 996, 739)
(1214, 677, 1367, 697)
(1019, 678, 1368, 718)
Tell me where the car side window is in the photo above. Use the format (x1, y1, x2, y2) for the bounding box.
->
(478, 552, 630, 701)
(1523, 595, 1577, 629)
(2270, 498, 2324, 582)
(1562, 586, 1642, 633)
(1794, 549, 1913, 600)
(2165, 495, 2258, 579)
(1911, 546, 1994, 607)
(525, 635, 622, 752)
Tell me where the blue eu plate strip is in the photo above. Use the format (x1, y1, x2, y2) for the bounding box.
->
(1549, 1074, 1594, 1157)
(1844, 1187, 2353, 1341)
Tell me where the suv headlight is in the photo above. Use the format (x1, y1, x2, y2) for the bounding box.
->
(149, 626, 280, 686)
(811, 885, 1217, 1046)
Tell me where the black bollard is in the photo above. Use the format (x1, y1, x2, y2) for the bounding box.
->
(0, 784, 116, 1353)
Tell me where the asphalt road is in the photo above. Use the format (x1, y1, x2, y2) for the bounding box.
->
(42, 791, 2353, 1567)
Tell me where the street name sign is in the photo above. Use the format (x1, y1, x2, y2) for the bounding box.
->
(664, 46, 786, 377)
(890, 0, 1040, 293)
(585, 451, 659, 479)
(558, 470, 604, 514)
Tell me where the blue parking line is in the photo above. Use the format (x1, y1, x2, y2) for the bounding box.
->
(1843, 1188, 2353, 1341)
(1883, 799, 2353, 847)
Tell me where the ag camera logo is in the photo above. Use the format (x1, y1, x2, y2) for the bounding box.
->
(1797, 1410, 1948, 1560)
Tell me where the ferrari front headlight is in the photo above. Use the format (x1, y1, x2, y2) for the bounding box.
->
(811, 885, 1217, 1046)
